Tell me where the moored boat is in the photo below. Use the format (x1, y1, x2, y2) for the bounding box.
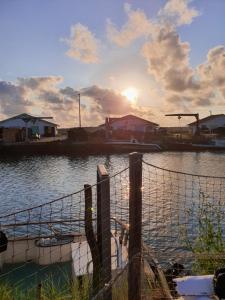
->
(105, 139, 162, 152)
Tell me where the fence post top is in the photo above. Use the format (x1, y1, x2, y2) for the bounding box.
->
(97, 164, 108, 178)
(129, 152, 143, 159)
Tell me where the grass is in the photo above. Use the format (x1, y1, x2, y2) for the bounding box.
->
(0, 282, 37, 300)
(0, 271, 130, 300)
(184, 191, 225, 274)
(112, 270, 128, 300)
(0, 273, 89, 300)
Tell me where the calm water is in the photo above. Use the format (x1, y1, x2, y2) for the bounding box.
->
(0, 151, 225, 216)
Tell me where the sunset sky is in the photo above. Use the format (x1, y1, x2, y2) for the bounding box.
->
(0, 0, 225, 127)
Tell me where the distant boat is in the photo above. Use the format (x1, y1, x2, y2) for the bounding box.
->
(211, 138, 225, 148)
(165, 140, 225, 151)
(105, 139, 162, 151)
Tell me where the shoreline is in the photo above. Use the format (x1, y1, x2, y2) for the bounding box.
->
(1, 140, 225, 156)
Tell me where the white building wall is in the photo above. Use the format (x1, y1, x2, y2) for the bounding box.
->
(190, 116, 225, 133)
(200, 116, 225, 129)
(0, 118, 56, 136)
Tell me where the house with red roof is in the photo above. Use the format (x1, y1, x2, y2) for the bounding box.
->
(105, 114, 159, 141)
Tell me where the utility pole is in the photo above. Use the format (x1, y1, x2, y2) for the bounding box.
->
(78, 93, 81, 127)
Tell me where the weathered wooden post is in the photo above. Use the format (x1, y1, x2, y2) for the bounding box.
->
(97, 165, 112, 300)
(84, 184, 101, 296)
(37, 283, 42, 300)
(128, 152, 143, 300)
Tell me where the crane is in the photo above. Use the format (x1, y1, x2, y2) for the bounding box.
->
(165, 113, 200, 135)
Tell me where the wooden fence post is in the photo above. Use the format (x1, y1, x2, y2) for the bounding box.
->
(84, 184, 101, 297)
(128, 152, 143, 300)
(37, 283, 42, 300)
(97, 165, 112, 300)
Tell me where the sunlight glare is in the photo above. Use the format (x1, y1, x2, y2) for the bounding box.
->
(122, 87, 139, 103)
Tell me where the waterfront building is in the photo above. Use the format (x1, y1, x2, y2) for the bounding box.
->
(105, 114, 159, 141)
(0, 113, 58, 142)
(188, 114, 225, 135)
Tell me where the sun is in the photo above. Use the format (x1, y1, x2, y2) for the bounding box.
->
(122, 87, 138, 103)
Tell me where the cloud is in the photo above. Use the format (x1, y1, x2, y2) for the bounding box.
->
(17, 76, 63, 91)
(138, 1, 224, 110)
(81, 85, 135, 115)
(158, 0, 199, 26)
(80, 85, 156, 124)
(0, 81, 32, 115)
(105, 1, 211, 111)
(142, 28, 196, 92)
(39, 91, 64, 104)
(1, 77, 155, 127)
(107, 1, 199, 48)
(0, 77, 79, 125)
(107, 3, 154, 47)
(60, 86, 80, 99)
(141, 27, 222, 109)
(197, 46, 225, 98)
(62, 23, 99, 63)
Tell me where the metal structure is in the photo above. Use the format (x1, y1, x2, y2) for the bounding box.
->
(165, 113, 200, 135)
(78, 93, 81, 128)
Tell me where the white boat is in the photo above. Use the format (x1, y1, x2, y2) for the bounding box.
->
(105, 139, 162, 151)
(212, 138, 225, 147)
(0, 234, 128, 275)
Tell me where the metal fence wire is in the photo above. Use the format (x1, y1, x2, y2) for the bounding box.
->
(0, 153, 225, 300)
(141, 158, 225, 299)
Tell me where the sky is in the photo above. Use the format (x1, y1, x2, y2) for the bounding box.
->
(0, 0, 225, 127)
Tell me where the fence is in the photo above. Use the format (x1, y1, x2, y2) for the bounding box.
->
(0, 152, 225, 299)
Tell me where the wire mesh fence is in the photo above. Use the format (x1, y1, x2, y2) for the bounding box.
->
(0, 161, 130, 300)
(142, 158, 225, 299)
(0, 153, 225, 299)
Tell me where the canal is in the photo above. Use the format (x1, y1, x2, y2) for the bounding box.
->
(0, 151, 225, 216)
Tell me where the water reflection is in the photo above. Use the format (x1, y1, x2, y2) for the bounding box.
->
(0, 152, 225, 216)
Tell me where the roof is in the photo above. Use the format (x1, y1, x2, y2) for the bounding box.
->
(108, 114, 159, 126)
(0, 113, 58, 126)
(188, 114, 225, 126)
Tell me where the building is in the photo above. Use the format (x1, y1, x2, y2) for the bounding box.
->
(0, 113, 58, 141)
(188, 114, 225, 134)
(106, 115, 158, 132)
(105, 114, 159, 141)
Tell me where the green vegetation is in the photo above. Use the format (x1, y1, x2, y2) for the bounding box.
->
(0, 272, 129, 300)
(185, 191, 225, 274)
(112, 271, 128, 300)
(71, 275, 90, 300)
(0, 277, 88, 300)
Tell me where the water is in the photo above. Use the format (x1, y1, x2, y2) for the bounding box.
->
(0, 151, 225, 216)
